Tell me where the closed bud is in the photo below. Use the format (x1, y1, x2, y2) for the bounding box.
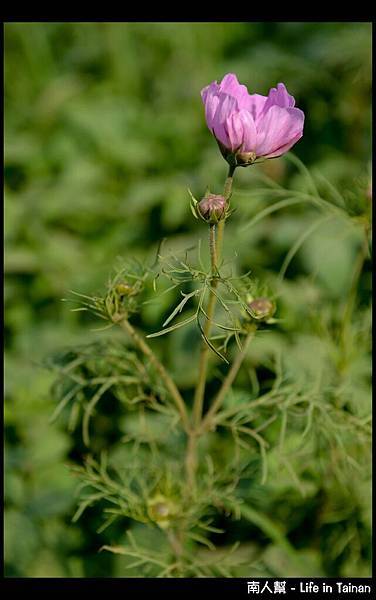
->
(147, 493, 178, 530)
(248, 297, 275, 321)
(197, 194, 227, 224)
(115, 282, 134, 297)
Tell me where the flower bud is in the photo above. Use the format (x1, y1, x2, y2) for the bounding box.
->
(147, 493, 178, 530)
(115, 282, 134, 296)
(248, 297, 275, 321)
(197, 194, 227, 224)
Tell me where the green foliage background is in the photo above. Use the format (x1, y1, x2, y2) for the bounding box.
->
(4, 22, 372, 577)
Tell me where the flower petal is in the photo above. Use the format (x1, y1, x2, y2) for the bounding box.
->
(204, 92, 220, 130)
(262, 83, 296, 116)
(201, 81, 216, 104)
(262, 131, 304, 159)
(245, 93, 268, 122)
(218, 73, 250, 108)
(211, 93, 239, 147)
(255, 106, 304, 158)
(201, 88, 236, 144)
(225, 109, 257, 152)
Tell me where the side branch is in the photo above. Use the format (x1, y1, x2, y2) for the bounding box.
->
(200, 329, 255, 433)
(119, 318, 190, 432)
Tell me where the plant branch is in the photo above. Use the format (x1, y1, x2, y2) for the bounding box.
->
(192, 166, 236, 429)
(185, 431, 198, 493)
(209, 223, 217, 273)
(192, 225, 219, 427)
(200, 328, 255, 433)
(217, 164, 236, 262)
(119, 318, 190, 432)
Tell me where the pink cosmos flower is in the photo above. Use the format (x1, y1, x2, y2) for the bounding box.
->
(201, 73, 304, 166)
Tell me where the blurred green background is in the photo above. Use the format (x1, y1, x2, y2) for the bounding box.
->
(4, 22, 372, 577)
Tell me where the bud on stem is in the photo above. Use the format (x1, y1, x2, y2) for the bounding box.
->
(247, 297, 276, 321)
(147, 493, 178, 530)
(197, 194, 227, 224)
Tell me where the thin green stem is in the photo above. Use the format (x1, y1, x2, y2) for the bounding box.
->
(209, 223, 217, 273)
(217, 165, 236, 263)
(119, 318, 190, 432)
(192, 225, 219, 427)
(224, 164, 236, 200)
(187, 166, 237, 490)
(166, 529, 184, 559)
(200, 328, 255, 433)
(192, 166, 236, 428)
(185, 431, 198, 492)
